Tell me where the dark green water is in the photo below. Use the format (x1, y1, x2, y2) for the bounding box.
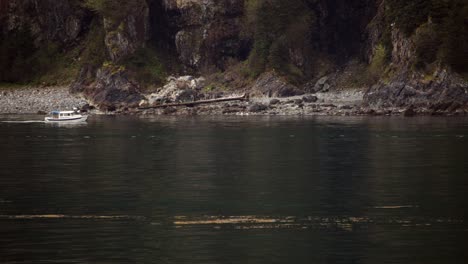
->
(1, 115, 467, 264)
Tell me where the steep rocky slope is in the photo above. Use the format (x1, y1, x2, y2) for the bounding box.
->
(1, 0, 467, 113)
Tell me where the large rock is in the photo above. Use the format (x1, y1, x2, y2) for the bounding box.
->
(303, 95, 318, 103)
(72, 66, 144, 111)
(251, 71, 304, 98)
(312, 76, 331, 93)
(147, 76, 206, 105)
(248, 103, 268, 113)
(364, 70, 468, 112)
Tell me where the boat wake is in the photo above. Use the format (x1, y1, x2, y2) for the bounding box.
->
(0, 214, 145, 220)
(1, 120, 45, 123)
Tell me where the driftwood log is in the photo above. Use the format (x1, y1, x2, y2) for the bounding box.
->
(139, 94, 247, 109)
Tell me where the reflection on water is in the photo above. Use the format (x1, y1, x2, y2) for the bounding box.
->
(0, 115, 467, 263)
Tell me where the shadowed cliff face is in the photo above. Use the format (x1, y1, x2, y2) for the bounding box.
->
(0, 0, 92, 83)
(159, 0, 246, 71)
(0, 0, 379, 81)
(0, 0, 9, 14)
(147, 0, 178, 51)
(314, 0, 378, 60)
(153, 0, 378, 77)
(1, 0, 90, 46)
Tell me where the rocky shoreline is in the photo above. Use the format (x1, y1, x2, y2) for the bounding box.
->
(138, 90, 368, 116)
(2, 85, 467, 117)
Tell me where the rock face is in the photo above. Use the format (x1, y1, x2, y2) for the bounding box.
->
(365, 70, 468, 112)
(362, 1, 468, 113)
(162, 0, 245, 71)
(103, 3, 149, 61)
(71, 0, 150, 110)
(72, 66, 144, 111)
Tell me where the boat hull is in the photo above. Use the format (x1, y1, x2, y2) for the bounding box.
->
(44, 115, 88, 122)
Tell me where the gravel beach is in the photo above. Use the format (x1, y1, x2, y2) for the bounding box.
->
(0, 86, 88, 114)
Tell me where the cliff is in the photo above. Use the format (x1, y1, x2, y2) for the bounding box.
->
(1, 0, 467, 113)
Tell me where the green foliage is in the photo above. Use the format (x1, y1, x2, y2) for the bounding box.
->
(386, 0, 431, 36)
(0, 27, 79, 85)
(244, 0, 315, 80)
(413, 23, 441, 69)
(442, 3, 468, 72)
(122, 47, 167, 88)
(383, 0, 468, 73)
(80, 20, 107, 68)
(30, 43, 78, 85)
(203, 84, 216, 93)
(368, 44, 388, 81)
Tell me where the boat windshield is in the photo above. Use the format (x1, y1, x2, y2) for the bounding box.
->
(51, 111, 60, 118)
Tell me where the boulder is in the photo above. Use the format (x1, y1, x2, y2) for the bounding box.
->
(147, 76, 205, 105)
(313, 76, 331, 93)
(403, 107, 416, 117)
(72, 67, 144, 111)
(269, 99, 281, 105)
(294, 99, 303, 105)
(303, 95, 318, 103)
(251, 71, 304, 98)
(248, 103, 268, 113)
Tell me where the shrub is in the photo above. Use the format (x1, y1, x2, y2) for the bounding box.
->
(384, 0, 468, 73)
(244, 0, 315, 79)
(122, 47, 167, 88)
(368, 44, 388, 81)
(413, 23, 441, 69)
(80, 20, 107, 68)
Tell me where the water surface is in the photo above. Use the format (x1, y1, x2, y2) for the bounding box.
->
(1, 115, 467, 263)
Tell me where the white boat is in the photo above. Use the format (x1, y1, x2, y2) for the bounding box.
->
(45, 110, 88, 122)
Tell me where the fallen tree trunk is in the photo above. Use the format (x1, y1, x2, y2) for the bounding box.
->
(139, 94, 247, 109)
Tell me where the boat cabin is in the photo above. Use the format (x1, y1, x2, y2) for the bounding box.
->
(50, 111, 78, 118)
(45, 109, 87, 122)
